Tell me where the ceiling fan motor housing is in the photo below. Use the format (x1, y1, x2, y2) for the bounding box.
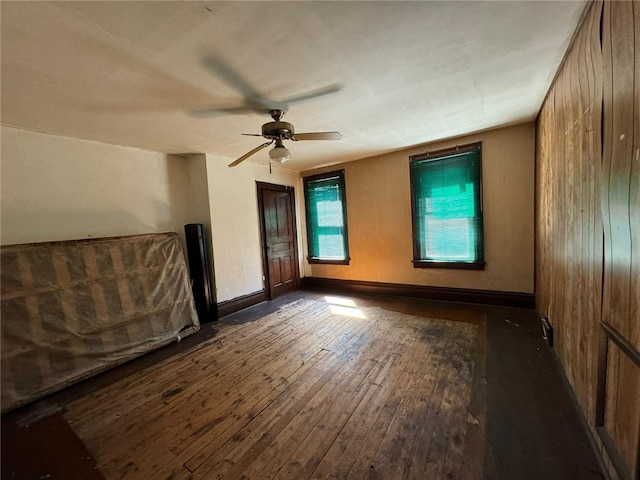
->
(262, 121, 295, 140)
(229, 108, 340, 167)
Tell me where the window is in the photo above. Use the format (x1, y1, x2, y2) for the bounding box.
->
(410, 142, 484, 269)
(303, 170, 349, 264)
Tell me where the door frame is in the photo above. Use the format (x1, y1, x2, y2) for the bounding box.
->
(256, 181, 300, 300)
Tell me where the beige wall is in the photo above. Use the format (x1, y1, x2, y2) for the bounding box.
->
(1, 126, 193, 247)
(0, 127, 305, 304)
(1, 123, 533, 301)
(185, 153, 216, 295)
(301, 122, 535, 293)
(201, 155, 301, 303)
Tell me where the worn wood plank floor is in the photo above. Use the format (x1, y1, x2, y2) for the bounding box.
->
(63, 296, 480, 480)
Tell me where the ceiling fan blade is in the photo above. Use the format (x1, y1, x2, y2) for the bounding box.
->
(200, 56, 340, 116)
(241, 133, 263, 137)
(279, 84, 342, 106)
(228, 141, 272, 167)
(191, 106, 260, 117)
(202, 56, 262, 102)
(201, 56, 275, 114)
(291, 132, 342, 141)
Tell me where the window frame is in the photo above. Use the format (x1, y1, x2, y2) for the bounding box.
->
(303, 169, 350, 265)
(409, 142, 485, 270)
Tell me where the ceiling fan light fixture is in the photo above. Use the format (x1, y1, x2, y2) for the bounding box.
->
(228, 109, 341, 168)
(269, 145, 291, 163)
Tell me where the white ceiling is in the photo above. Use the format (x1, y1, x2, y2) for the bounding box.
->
(1, 1, 586, 171)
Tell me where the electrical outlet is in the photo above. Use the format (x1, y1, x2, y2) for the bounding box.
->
(541, 317, 554, 347)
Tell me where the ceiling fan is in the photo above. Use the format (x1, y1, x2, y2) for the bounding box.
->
(229, 109, 342, 167)
(192, 56, 342, 167)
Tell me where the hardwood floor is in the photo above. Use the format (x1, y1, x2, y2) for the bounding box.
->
(1, 289, 604, 480)
(63, 296, 481, 480)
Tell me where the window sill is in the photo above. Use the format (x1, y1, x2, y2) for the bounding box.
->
(412, 260, 485, 270)
(308, 258, 350, 265)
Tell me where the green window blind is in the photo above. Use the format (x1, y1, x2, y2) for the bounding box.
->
(410, 146, 484, 265)
(304, 171, 349, 262)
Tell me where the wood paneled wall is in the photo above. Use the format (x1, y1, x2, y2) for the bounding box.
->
(536, 1, 639, 479)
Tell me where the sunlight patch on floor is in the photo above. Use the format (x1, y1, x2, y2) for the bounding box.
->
(324, 296, 357, 307)
(325, 296, 366, 319)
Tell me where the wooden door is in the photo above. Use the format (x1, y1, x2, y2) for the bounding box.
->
(257, 182, 299, 299)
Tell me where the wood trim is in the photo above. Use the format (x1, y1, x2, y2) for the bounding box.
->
(596, 427, 631, 480)
(546, 346, 612, 480)
(302, 169, 345, 183)
(300, 277, 535, 309)
(302, 169, 350, 263)
(409, 142, 485, 265)
(307, 257, 350, 266)
(595, 326, 609, 427)
(595, 321, 640, 480)
(409, 141, 481, 162)
(412, 260, 485, 270)
(256, 182, 301, 300)
(217, 290, 267, 318)
(600, 321, 640, 369)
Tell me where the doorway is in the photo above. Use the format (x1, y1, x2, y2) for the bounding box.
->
(257, 182, 300, 300)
